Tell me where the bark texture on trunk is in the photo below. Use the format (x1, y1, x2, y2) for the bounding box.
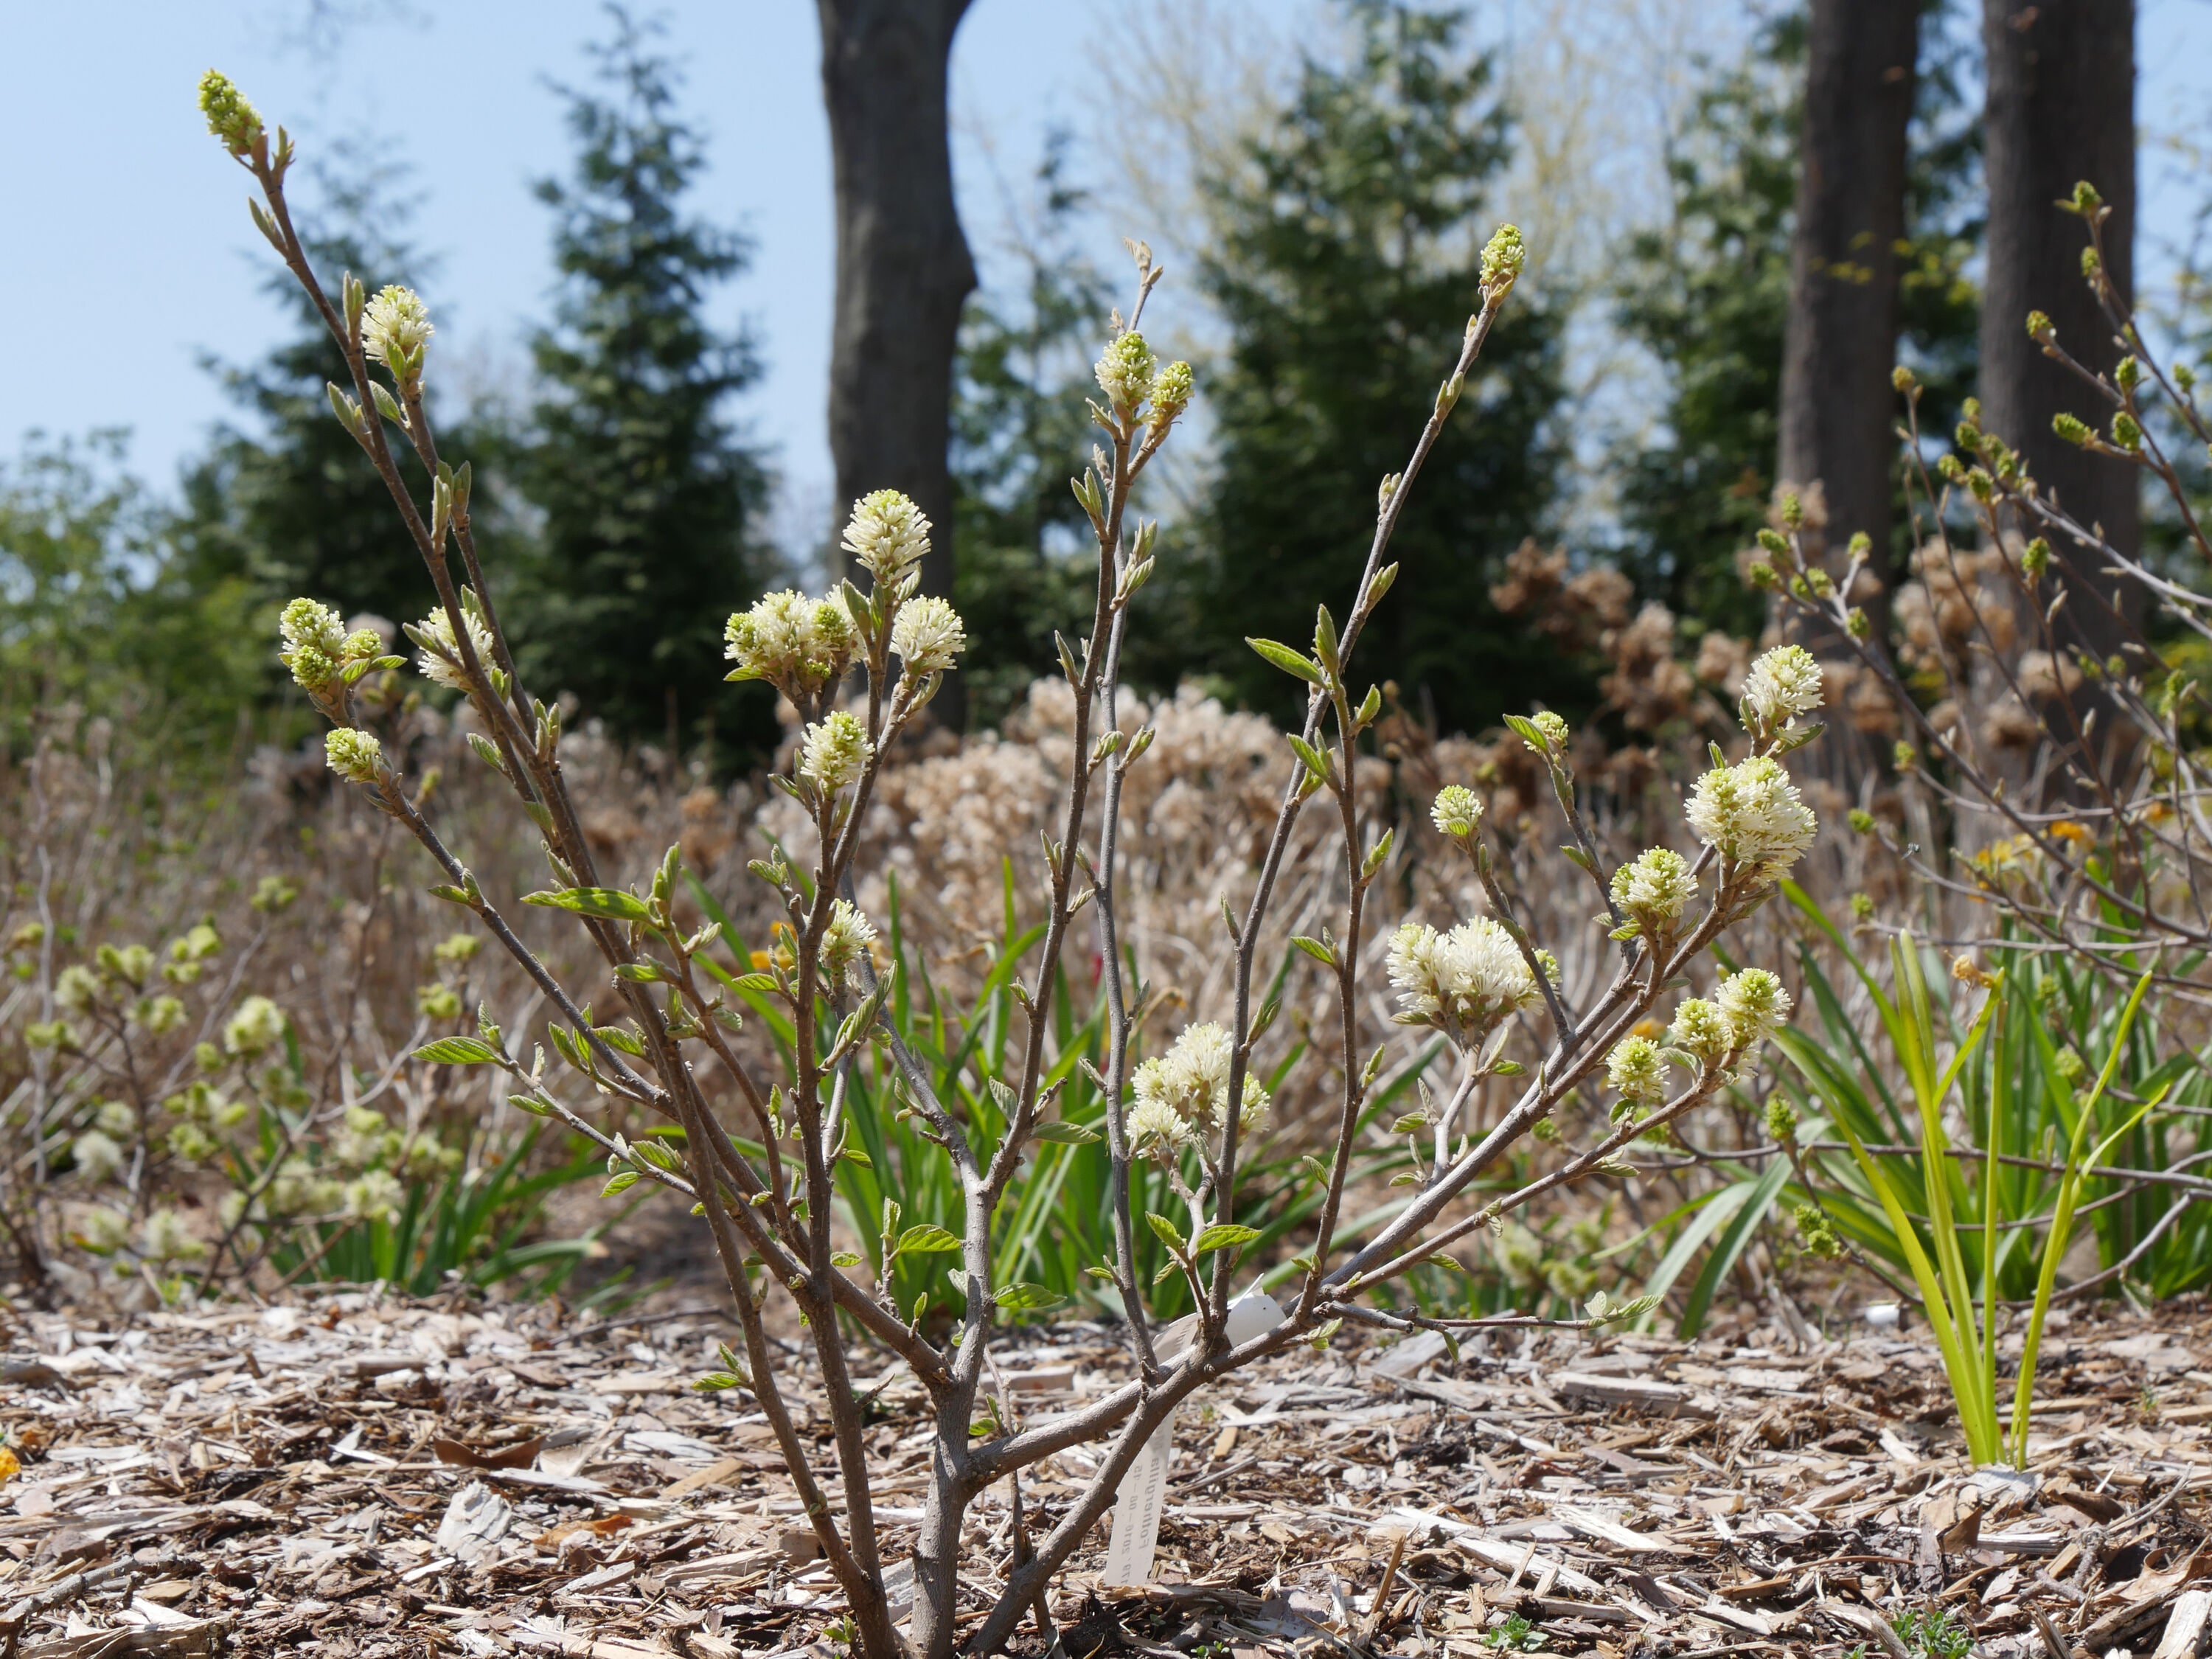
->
(1776, 0, 1920, 637)
(818, 0, 978, 730)
(1980, 0, 2138, 635)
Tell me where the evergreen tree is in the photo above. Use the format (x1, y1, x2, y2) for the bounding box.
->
(514, 13, 771, 752)
(950, 138, 1117, 729)
(1184, 0, 1570, 735)
(1614, 5, 1980, 641)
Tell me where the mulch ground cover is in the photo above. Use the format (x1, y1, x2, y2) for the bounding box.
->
(7, 1290, 2212, 1659)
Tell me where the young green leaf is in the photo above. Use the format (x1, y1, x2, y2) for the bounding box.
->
(414, 1036, 501, 1065)
(1192, 1223, 1261, 1255)
(524, 886, 655, 924)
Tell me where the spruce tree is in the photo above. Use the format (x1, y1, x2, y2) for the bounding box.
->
(515, 13, 771, 753)
(1185, 0, 1569, 735)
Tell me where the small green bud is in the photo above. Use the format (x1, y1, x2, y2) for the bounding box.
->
(2052, 411, 2093, 447)
(1846, 531, 1871, 559)
(2070, 180, 2104, 213)
(325, 728, 386, 785)
(1936, 453, 1968, 482)
(1778, 492, 1803, 529)
(1893, 740, 1917, 772)
(1846, 606, 1871, 641)
(198, 70, 262, 156)
(1764, 1097, 1799, 1145)
(1747, 560, 1778, 590)
(2112, 411, 2142, 450)
(1094, 333, 1155, 415)
(1848, 808, 1876, 835)
(1756, 528, 1789, 557)
(2021, 537, 2051, 582)
(1479, 223, 1526, 293)
(1805, 567, 1834, 597)
(1891, 364, 1918, 393)
(1849, 891, 1874, 920)
(2081, 246, 2101, 277)
(1148, 360, 1194, 427)
(2025, 310, 2054, 342)
(2115, 355, 2140, 391)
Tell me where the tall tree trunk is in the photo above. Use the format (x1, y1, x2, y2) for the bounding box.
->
(817, 0, 977, 731)
(1775, 0, 1919, 644)
(1980, 0, 2138, 625)
(1973, 0, 2136, 812)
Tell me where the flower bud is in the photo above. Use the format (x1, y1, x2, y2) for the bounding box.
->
(1891, 364, 1918, 392)
(1746, 560, 1778, 590)
(362, 286, 434, 388)
(2116, 355, 2140, 391)
(1846, 606, 1871, 641)
(1148, 360, 1194, 427)
(1430, 785, 1482, 840)
(2020, 537, 2051, 582)
(325, 728, 385, 785)
(1094, 332, 1156, 414)
(1756, 528, 1789, 557)
(1848, 808, 1875, 835)
(198, 70, 262, 156)
(2052, 411, 2093, 446)
(2025, 310, 2054, 342)
(1778, 492, 1802, 529)
(1893, 740, 1917, 772)
(1480, 223, 1526, 293)
(2112, 411, 2142, 450)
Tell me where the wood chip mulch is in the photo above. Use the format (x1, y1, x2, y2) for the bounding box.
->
(7, 1291, 2212, 1659)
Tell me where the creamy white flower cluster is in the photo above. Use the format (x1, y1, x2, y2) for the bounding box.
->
(279, 598, 383, 697)
(818, 899, 878, 990)
(725, 589, 859, 698)
(1609, 846, 1694, 940)
(1093, 332, 1196, 431)
(362, 285, 433, 387)
(408, 594, 498, 692)
(1386, 917, 1540, 1047)
(1685, 755, 1818, 886)
(1127, 1022, 1270, 1158)
(1737, 643, 1823, 745)
(1604, 967, 1794, 1112)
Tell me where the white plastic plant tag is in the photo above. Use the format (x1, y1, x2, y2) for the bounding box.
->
(1101, 1290, 1282, 1586)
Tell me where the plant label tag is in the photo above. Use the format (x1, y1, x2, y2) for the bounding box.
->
(1101, 1291, 1281, 1586)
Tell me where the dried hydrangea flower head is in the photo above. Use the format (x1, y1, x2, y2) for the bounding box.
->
(841, 490, 931, 588)
(1387, 917, 1538, 1048)
(408, 595, 498, 692)
(724, 588, 859, 699)
(890, 594, 967, 676)
(800, 711, 872, 796)
(1738, 643, 1824, 744)
(362, 285, 434, 389)
(197, 69, 262, 156)
(1685, 754, 1818, 887)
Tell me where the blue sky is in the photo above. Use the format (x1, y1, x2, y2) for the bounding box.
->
(0, 0, 1101, 541)
(4, 1, 2209, 555)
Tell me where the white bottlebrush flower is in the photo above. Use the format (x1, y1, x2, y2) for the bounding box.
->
(344, 1169, 406, 1225)
(324, 728, 385, 785)
(77, 1206, 131, 1253)
(1605, 1037, 1669, 1108)
(841, 490, 932, 585)
(1610, 847, 1695, 929)
(55, 964, 100, 1016)
(818, 899, 878, 990)
(1717, 968, 1792, 1048)
(279, 597, 349, 692)
(71, 1130, 125, 1185)
(1128, 1023, 1271, 1141)
(1386, 917, 1539, 1044)
(799, 711, 873, 796)
(1095, 332, 1157, 414)
(223, 993, 287, 1058)
(1126, 1095, 1192, 1157)
(95, 1099, 137, 1137)
(1430, 785, 1483, 839)
(1667, 998, 1734, 1069)
(140, 1208, 206, 1262)
(1739, 644, 1824, 737)
(724, 588, 858, 694)
(1684, 755, 1818, 883)
(411, 599, 498, 691)
(891, 594, 967, 675)
(361, 285, 434, 377)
